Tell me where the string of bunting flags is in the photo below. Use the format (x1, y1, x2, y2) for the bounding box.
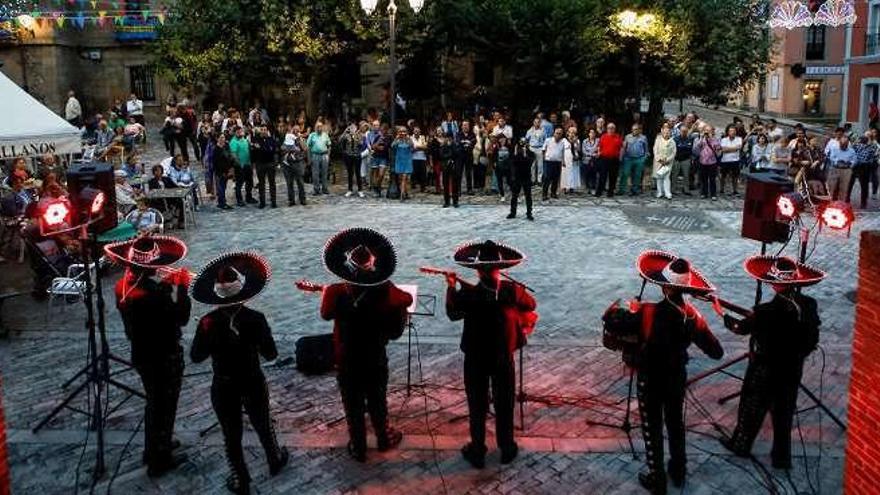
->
(0, 1, 170, 30)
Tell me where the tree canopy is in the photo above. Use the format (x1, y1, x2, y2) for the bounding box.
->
(151, 0, 771, 118)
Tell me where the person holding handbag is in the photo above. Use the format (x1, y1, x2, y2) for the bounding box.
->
(652, 124, 676, 199)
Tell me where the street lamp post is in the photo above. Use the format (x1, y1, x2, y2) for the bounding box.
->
(361, 0, 423, 127)
(613, 10, 657, 115)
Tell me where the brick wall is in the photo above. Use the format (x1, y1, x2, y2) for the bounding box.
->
(845, 230, 880, 494)
(0, 374, 9, 495)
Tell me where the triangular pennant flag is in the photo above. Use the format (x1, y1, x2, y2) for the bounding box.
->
(157, 13, 165, 24)
(114, 15, 124, 25)
(141, 10, 150, 20)
(75, 12, 85, 29)
(111, 1, 119, 9)
(56, 14, 65, 27)
(90, 0, 97, 8)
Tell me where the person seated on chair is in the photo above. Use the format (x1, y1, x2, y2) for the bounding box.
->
(124, 116, 146, 146)
(167, 155, 199, 208)
(95, 119, 115, 156)
(148, 164, 177, 191)
(1, 177, 33, 218)
(37, 154, 63, 181)
(2, 159, 31, 189)
(123, 154, 145, 182)
(115, 169, 138, 215)
(126, 197, 162, 234)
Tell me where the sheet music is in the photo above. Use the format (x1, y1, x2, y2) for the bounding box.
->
(398, 284, 419, 314)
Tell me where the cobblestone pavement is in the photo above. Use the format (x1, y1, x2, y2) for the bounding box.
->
(1, 127, 876, 494)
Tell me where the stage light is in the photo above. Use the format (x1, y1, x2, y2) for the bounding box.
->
(819, 201, 854, 232)
(78, 187, 106, 216)
(776, 192, 804, 220)
(42, 199, 70, 227)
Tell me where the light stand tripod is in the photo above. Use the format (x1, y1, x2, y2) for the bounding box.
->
(31, 224, 143, 479)
(584, 366, 639, 457)
(405, 293, 437, 395)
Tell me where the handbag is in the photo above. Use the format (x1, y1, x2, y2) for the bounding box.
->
(653, 164, 670, 179)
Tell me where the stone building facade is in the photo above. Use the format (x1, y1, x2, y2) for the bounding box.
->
(0, 3, 171, 121)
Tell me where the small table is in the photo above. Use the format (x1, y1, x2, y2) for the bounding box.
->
(147, 188, 196, 230)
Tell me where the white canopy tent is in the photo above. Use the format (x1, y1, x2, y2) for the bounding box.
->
(0, 71, 81, 160)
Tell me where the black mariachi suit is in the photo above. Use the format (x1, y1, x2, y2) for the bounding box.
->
(320, 281, 412, 453)
(725, 292, 821, 467)
(191, 305, 285, 483)
(115, 272, 190, 469)
(446, 279, 536, 456)
(636, 300, 723, 489)
(438, 140, 460, 207)
(509, 148, 534, 217)
(457, 130, 476, 194)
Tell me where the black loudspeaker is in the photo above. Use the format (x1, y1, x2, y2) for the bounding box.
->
(295, 334, 335, 375)
(66, 163, 117, 234)
(741, 172, 793, 244)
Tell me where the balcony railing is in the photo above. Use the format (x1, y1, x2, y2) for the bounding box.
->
(867, 33, 880, 56)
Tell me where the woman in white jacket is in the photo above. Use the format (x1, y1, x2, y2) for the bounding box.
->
(652, 124, 677, 199)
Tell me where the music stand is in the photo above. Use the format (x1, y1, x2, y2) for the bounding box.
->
(398, 285, 436, 395)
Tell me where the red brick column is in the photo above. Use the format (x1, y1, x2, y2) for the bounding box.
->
(845, 231, 880, 494)
(0, 374, 9, 495)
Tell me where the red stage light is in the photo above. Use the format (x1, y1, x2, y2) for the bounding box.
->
(777, 195, 796, 218)
(820, 201, 854, 231)
(90, 191, 106, 214)
(776, 192, 804, 220)
(42, 200, 70, 227)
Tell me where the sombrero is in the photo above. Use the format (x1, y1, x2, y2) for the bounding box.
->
(743, 255, 825, 288)
(103, 235, 187, 270)
(323, 228, 397, 286)
(636, 250, 716, 295)
(191, 251, 271, 306)
(453, 240, 525, 270)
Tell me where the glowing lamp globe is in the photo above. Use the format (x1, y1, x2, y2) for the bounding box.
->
(360, 0, 379, 15)
(409, 0, 424, 13)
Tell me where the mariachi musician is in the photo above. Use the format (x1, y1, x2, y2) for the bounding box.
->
(190, 252, 288, 495)
(312, 228, 412, 462)
(442, 240, 536, 468)
(634, 251, 724, 494)
(721, 255, 824, 470)
(106, 235, 191, 477)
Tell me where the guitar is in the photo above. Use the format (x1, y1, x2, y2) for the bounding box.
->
(419, 266, 539, 339)
(294, 279, 326, 294)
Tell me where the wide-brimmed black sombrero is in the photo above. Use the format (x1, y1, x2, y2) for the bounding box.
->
(453, 240, 524, 270)
(103, 235, 187, 270)
(323, 228, 397, 286)
(743, 255, 825, 288)
(637, 250, 716, 295)
(191, 251, 271, 306)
